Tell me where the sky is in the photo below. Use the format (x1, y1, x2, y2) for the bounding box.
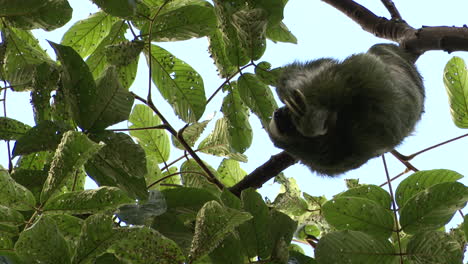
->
(2, 0, 468, 248)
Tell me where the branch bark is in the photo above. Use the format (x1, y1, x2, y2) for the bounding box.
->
(229, 151, 297, 196)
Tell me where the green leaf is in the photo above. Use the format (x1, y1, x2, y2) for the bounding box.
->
(172, 120, 210, 150)
(0, 205, 24, 237)
(180, 159, 219, 187)
(444, 56, 468, 128)
(144, 44, 206, 122)
(3, 28, 53, 90)
(198, 118, 248, 162)
(269, 209, 297, 247)
(406, 231, 463, 264)
(142, 4, 216, 42)
(238, 189, 272, 259)
(13, 120, 71, 156)
(221, 86, 253, 153)
(189, 201, 252, 261)
(48, 41, 98, 130)
(464, 215, 468, 241)
(323, 197, 394, 239)
(0, 0, 45, 16)
(48, 214, 83, 246)
(110, 227, 185, 264)
(400, 182, 468, 234)
(207, 30, 237, 78)
(128, 104, 170, 164)
(85, 131, 148, 200)
(336, 184, 392, 209)
(151, 188, 220, 252)
(5, 0, 72, 31)
(315, 230, 397, 264)
(89, 66, 135, 131)
(40, 131, 104, 203)
(86, 21, 127, 76)
(43, 186, 134, 214)
(61, 11, 120, 58)
(266, 21, 297, 44)
(73, 214, 118, 263)
(395, 169, 463, 208)
(232, 8, 268, 61)
(212, 0, 250, 67)
(15, 215, 71, 264)
(0, 168, 35, 211)
(0, 117, 31, 140)
(105, 40, 144, 66)
(92, 0, 137, 17)
(217, 159, 246, 187)
(209, 234, 245, 264)
(238, 73, 278, 127)
(254, 61, 283, 86)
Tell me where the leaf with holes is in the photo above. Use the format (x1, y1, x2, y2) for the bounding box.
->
(144, 44, 206, 122)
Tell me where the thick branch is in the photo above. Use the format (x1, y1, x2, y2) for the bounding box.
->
(322, 0, 468, 55)
(229, 151, 297, 196)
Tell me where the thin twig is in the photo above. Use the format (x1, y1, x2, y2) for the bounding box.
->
(382, 155, 404, 264)
(380, 0, 402, 20)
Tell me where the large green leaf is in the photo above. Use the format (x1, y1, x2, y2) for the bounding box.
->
(43, 186, 134, 214)
(144, 44, 206, 122)
(0, 117, 30, 140)
(238, 189, 272, 259)
(231, 8, 268, 61)
(13, 120, 71, 156)
(61, 11, 120, 58)
(221, 86, 252, 153)
(128, 104, 170, 164)
(266, 21, 297, 44)
(40, 131, 104, 203)
(92, 0, 137, 17)
(212, 0, 249, 67)
(48, 41, 98, 130)
(0, 0, 45, 16)
(0, 167, 35, 211)
(217, 159, 246, 187)
(105, 40, 144, 66)
(189, 201, 252, 261)
(207, 30, 237, 78)
(142, 4, 216, 42)
(322, 197, 394, 239)
(5, 0, 72, 31)
(395, 169, 463, 208)
(73, 214, 119, 263)
(110, 227, 185, 264)
(443, 56, 468, 128)
(237, 73, 277, 127)
(90, 66, 135, 131)
(406, 231, 463, 264)
(400, 182, 468, 234)
(336, 184, 392, 209)
(0, 205, 24, 237)
(315, 230, 397, 264)
(85, 131, 148, 200)
(3, 28, 53, 90)
(15, 215, 71, 264)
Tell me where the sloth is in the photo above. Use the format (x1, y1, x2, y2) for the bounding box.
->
(268, 44, 424, 176)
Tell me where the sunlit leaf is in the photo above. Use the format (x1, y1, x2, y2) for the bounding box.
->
(443, 56, 468, 128)
(61, 11, 120, 58)
(40, 131, 104, 203)
(144, 44, 206, 122)
(15, 215, 71, 263)
(43, 186, 134, 214)
(406, 231, 463, 264)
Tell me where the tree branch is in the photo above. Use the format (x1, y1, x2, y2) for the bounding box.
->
(322, 0, 468, 56)
(229, 151, 297, 196)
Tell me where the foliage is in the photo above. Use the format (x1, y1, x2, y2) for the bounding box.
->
(0, 0, 467, 263)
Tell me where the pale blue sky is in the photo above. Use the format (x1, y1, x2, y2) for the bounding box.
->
(2, 0, 468, 243)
